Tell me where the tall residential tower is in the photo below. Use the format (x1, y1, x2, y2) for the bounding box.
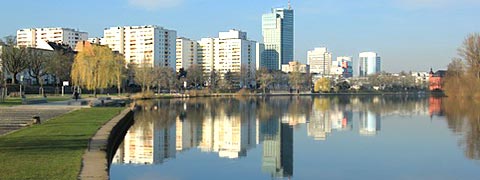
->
(262, 4, 294, 70)
(16, 27, 88, 49)
(102, 25, 177, 69)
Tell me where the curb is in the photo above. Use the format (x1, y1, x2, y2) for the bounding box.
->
(78, 108, 134, 180)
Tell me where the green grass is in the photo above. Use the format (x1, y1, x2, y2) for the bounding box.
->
(0, 108, 123, 180)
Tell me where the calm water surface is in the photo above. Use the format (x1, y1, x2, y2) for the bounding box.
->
(110, 96, 480, 180)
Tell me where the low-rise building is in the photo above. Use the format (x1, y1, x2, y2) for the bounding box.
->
(331, 56, 353, 78)
(429, 69, 446, 91)
(281, 61, 310, 74)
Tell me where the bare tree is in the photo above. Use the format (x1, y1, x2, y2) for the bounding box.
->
(289, 68, 305, 93)
(155, 66, 175, 93)
(187, 64, 204, 88)
(219, 70, 234, 92)
(27, 49, 48, 95)
(208, 70, 220, 90)
(0, 36, 29, 84)
(45, 50, 74, 94)
(256, 67, 273, 94)
(134, 64, 156, 92)
(459, 33, 480, 79)
(272, 70, 287, 90)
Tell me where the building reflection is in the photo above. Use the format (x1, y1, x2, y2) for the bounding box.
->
(359, 111, 381, 136)
(428, 96, 444, 117)
(113, 96, 432, 178)
(261, 118, 293, 178)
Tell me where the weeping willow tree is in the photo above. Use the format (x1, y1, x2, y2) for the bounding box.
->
(71, 42, 119, 97)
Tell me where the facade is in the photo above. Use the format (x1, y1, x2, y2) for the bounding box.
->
(88, 37, 102, 44)
(256, 43, 265, 70)
(308, 47, 332, 75)
(281, 61, 310, 74)
(359, 52, 381, 76)
(102, 25, 177, 68)
(429, 69, 446, 91)
(16, 27, 88, 49)
(411, 71, 430, 87)
(331, 56, 353, 78)
(262, 6, 294, 70)
(176, 37, 198, 71)
(197, 30, 257, 85)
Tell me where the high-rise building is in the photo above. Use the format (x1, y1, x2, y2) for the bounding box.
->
(308, 47, 332, 75)
(256, 43, 265, 70)
(16, 27, 88, 49)
(102, 25, 177, 69)
(262, 5, 294, 70)
(359, 52, 381, 76)
(331, 56, 353, 78)
(197, 30, 257, 86)
(176, 37, 198, 71)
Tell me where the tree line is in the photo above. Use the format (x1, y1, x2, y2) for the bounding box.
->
(444, 33, 480, 98)
(0, 36, 73, 100)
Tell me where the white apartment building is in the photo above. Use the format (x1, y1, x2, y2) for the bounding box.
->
(308, 47, 332, 75)
(102, 25, 177, 69)
(197, 30, 257, 81)
(176, 37, 198, 71)
(16, 27, 88, 49)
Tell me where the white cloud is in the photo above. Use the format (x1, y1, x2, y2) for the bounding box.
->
(128, 0, 183, 10)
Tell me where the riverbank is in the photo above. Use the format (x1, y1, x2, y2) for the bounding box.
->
(129, 90, 436, 100)
(0, 108, 122, 180)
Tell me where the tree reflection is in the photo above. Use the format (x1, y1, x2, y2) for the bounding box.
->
(441, 97, 480, 160)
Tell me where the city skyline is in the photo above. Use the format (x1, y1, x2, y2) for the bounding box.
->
(1, 0, 480, 72)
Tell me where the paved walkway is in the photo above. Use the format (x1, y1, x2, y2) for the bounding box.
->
(0, 99, 90, 135)
(79, 109, 133, 180)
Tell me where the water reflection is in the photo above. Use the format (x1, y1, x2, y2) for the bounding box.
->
(431, 97, 480, 160)
(111, 95, 480, 179)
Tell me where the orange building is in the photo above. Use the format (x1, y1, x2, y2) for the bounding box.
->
(429, 69, 446, 91)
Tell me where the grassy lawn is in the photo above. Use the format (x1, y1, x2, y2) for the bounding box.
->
(0, 96, 71, 106)
(0, 108, 123, 180)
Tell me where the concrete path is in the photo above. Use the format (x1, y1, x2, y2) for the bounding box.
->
(79, 109, 133, 180)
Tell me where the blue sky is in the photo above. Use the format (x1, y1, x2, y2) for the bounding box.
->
(1, 0, 479, 72)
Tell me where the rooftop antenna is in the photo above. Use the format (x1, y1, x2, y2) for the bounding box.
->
(288, 0, 292, 10)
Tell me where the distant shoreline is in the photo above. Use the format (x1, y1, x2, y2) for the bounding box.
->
(130, 91, 445, 100)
